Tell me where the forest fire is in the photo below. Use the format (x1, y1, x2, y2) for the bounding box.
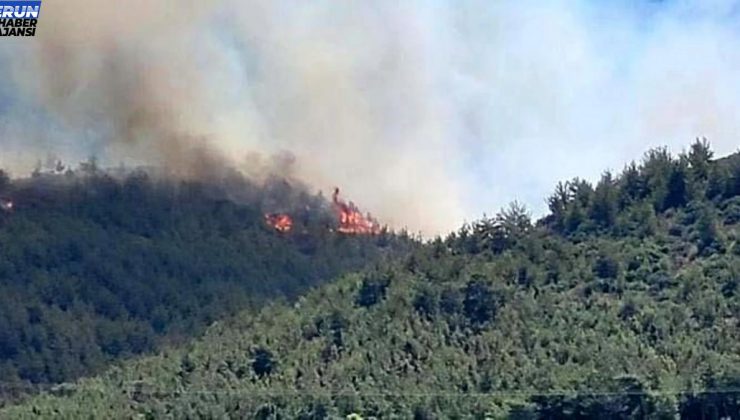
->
(263, 188, 381, 235)
(332, 188, 381, 235)
(264, 213, 293, 233)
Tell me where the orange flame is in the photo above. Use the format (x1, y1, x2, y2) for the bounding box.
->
(263, 189, 381, 235)
(264, 213, 293, 233)
(332, 188, 380, 235)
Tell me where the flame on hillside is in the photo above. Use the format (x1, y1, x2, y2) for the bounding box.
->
(264, 213, 293, 233)
(332, 188, 381, 235)
(263, 188, 381, 235)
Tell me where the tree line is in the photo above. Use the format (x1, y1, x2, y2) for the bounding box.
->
(0, 167, 414, 397)
(1, 141, 739, 418)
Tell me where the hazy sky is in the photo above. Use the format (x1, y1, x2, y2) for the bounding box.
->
(0, 0, 739, 235)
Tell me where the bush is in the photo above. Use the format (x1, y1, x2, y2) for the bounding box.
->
(252, 348, 277, 378)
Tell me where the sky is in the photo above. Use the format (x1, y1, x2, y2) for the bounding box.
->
(0, 0, 739, 235)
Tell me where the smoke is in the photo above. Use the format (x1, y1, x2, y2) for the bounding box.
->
(1, 0, 740, 235)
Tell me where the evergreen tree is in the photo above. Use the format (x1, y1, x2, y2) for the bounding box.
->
(664, 161, 689, 209)
(618, 161, 645, 208)
(695, 203, 723, 254)
(688, 137, 713, 182)
(590, 172, 618, 228)
(547, 181, 570, 232)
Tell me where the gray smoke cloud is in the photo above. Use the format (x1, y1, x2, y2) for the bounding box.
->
(1, 0, 739, 235)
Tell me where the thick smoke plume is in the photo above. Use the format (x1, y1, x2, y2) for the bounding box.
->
(1, 0, 740, 235)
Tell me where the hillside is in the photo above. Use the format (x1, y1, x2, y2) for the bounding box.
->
(0, 166, 414, 397)
(3, 142, 740, 418)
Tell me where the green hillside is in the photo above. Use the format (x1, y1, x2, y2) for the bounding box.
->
(3, 142, 740, 418)
(0, 167, 413, 397)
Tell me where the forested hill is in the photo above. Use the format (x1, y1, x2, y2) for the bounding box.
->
(3, 142, 740, 419)
(0, 167, 415, 394)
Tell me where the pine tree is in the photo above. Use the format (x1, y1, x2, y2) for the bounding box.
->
(590, 172, 618, 228)
(688, 137, 713, 182)
(618, 161, 645, 208)
(695, 204, 723, 254)
(664, 162, 688, 209)
(547, 181, 570, 231)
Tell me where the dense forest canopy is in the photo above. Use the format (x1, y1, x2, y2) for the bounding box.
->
(0, 164, 415, 396)
(2, 141, 740, 418)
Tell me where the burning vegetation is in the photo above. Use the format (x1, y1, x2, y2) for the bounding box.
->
(264, 213, 293, 233)
(264, 187, 381, 235)
(332, 188, 381, 235)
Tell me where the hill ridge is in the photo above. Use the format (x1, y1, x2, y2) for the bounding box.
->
(3, 143, 740, 418)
